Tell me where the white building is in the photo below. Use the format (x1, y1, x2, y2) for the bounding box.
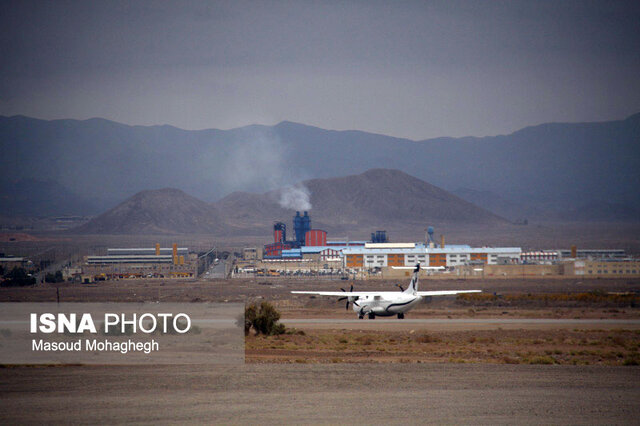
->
(343, 243, 521, 269)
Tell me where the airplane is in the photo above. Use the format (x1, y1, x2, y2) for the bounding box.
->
(291, 263, 481, 319)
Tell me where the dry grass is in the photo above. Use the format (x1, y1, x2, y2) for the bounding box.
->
(456, 291, 640, 308)
(246, 328, 640, 365)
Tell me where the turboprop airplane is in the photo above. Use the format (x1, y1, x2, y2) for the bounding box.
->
(291, 264, 481, 319)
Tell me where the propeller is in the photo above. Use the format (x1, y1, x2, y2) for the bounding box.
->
(337, 285, 358, 310)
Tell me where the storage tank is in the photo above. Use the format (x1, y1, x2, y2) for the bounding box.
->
(370, 230, 388, 243)
(305, 230, 327, 247)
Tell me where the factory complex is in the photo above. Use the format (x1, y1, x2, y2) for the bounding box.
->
(233, 212, 640, 279)
(16, 211, 636, 283)
(81, 244, 199, 282)
(263, 212, 521, 267)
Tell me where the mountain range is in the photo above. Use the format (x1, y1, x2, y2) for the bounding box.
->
(1, 113, 638, 221)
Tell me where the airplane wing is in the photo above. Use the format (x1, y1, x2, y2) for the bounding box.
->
(291, 290, 482, 297)
(391, 266, 445, 270)
(291, 291, 396, 297)
(417, 290, 482, 296)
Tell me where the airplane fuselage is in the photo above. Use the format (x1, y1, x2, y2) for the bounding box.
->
(350, 292, 423, 317)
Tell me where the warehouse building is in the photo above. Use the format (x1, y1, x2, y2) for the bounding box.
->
(556, 249, 626, 260)
(83, 244, 197, 281)
(0, 256, 31, 270)
(567, 259, 640, 277)
(342, 243, 522, 269)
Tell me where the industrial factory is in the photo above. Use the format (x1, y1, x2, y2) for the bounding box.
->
(37, 211, 638, 283)
(261, 214, 521, 270)
(81, 244, 198, 282)
(231, 212, 640, 279)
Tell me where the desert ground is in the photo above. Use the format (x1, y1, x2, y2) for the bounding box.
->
(1, 364, 639, 424)
(3, 277, 640, 364)
(1, 276, 639, 423)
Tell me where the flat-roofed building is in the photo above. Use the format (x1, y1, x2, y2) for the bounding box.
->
(83, 245, 197, 280)
(569, 259, 640, 277)
(342, 244, 521, 269)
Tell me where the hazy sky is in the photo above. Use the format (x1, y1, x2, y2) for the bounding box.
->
(1, 0, 639, 139)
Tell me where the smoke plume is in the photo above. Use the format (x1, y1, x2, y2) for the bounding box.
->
(211, 126, 313, 209)
(278, 184, 312, 210)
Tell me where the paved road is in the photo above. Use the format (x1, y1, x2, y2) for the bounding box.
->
(283, 318, 640, 324)
(1, 364, 638, 424)
(203, 260, 227, 279)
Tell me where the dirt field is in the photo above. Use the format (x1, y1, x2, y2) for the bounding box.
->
(2, 277, 639, 423)
(1, 364, 638, 424)
(247, 326, 640, 365)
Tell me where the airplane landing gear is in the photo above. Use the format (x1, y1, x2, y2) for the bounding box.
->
(358, 314, 364, 319)
(397, 313, 404, 319)
(368, 312, 375, 319)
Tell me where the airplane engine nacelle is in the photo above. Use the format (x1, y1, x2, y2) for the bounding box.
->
(370, 306, 387, 315)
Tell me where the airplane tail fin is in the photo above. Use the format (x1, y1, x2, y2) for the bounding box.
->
(405, 263, 420, 294)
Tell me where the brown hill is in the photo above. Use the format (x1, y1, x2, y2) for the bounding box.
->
(215, 169, 508, 234)
(73, 170, 508, 235)
(215, 191, 290, 229)
(74, 188, 225, 234)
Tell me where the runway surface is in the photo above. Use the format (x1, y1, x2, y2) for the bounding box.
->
(1, 364, 638, 424)
(281, 318, 640, 330)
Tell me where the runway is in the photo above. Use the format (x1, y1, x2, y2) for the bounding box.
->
(281, 318, 640, 330)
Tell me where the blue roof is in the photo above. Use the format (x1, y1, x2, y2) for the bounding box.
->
(300, 247, 324, 253)
(282, 249, 302, 258)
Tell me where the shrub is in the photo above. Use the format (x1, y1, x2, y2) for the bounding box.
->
(244, 302, 286, 336)
(243, 304, 257, 336)
(1, 267, 36, 287)
(44, 271, 64, 283)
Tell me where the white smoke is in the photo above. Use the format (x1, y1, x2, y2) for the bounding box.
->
(205, 126, 313, 208)
(278, 184, 312, 210)
(219, 132, 286, 191)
